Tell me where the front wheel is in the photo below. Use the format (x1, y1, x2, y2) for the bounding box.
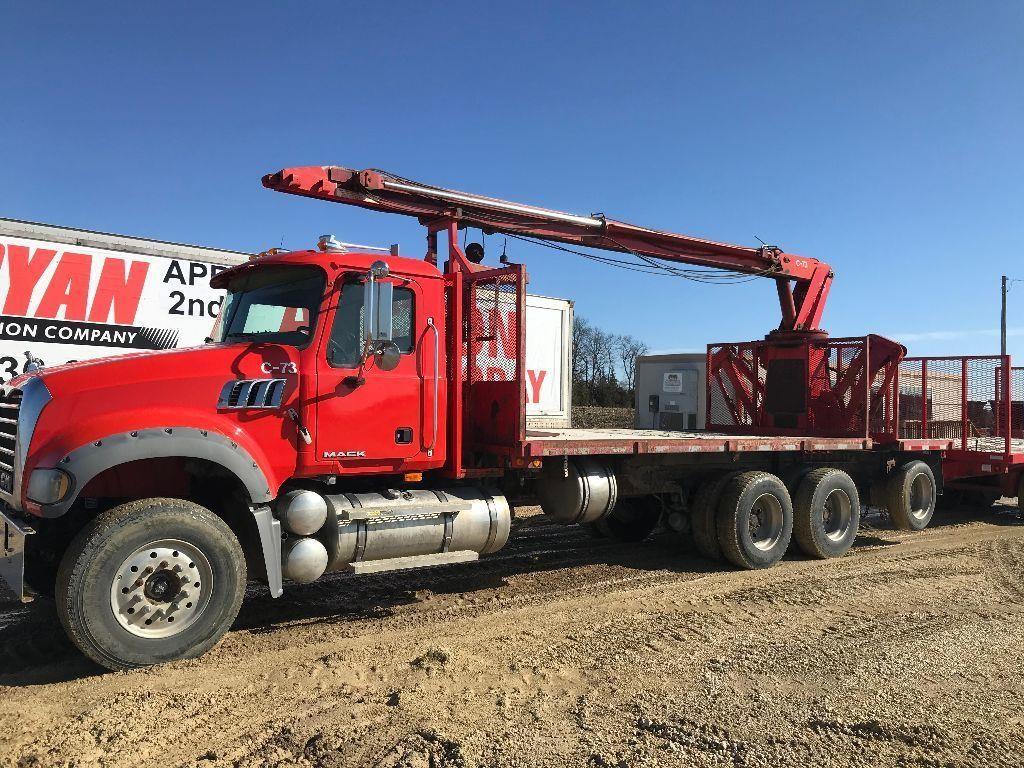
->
(56, 498, 246, 671)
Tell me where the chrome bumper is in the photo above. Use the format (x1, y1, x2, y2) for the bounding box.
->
(0, 508, 34, 604)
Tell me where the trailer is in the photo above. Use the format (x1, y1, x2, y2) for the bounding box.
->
(0, 164, 999, 671)
(0, 218, 247, 382)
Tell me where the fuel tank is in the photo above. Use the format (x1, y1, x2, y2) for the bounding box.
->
(274, 487, 511, 580)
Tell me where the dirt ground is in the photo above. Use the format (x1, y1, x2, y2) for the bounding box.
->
(3, 503, 1024, 768)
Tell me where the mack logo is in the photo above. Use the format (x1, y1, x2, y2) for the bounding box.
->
(323, 450, 366, 459)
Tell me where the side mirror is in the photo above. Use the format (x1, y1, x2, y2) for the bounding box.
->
(375, 341, 402, 372)
(363, 260, 393, 345)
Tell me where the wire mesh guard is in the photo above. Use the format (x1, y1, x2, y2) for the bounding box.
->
(707, 336, 901, 439)
(463, 266, 526, 451)
(898, 356, 1018, 454)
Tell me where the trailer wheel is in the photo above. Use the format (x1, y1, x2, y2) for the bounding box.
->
(56, 498, 246, 671)
(792, 468, 861, 558)
(716, 472, 794, 569)
(1018, 474, 1024, 513)
(592, 497, 661, 542)
(690, 473, 741, 561)
(885, 460, 936, 531)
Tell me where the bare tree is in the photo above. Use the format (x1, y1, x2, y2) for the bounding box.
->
(571, 316, 649, 406)
(617, 334, 649, 392)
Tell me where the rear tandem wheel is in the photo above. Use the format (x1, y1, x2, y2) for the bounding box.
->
(792, 468, 861, 559)
(715, 471, 794, 570)
(885, 460, 937, 531)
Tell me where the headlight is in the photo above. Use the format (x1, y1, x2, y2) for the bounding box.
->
(26, 468, 72, 504)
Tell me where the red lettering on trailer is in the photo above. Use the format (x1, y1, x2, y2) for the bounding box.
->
(475, 302, 516, 360)
(526, 369, 547, 404)
(36, 252, 92, 320)
(3, 244, 56, 315)
(88, 258, 149, 324)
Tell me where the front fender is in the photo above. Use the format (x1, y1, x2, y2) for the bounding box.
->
(34, 427, 273, 518)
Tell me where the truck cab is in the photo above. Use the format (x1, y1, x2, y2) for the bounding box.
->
(0, 235, 524, 671)
(210, 243, 450, 477)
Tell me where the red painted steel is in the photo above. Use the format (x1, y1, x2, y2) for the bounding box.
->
(10, 248, 461, 518)
(463, 264, 527, 458)
(9, 163, 965, 522)
(706, 335, 904, 440)
(261, 165, 834, 336)
(899, 354, 1024, 491)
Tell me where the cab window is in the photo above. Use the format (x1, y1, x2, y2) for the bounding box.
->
(328, 282, 415, 367)
(217, 266, 324, 348)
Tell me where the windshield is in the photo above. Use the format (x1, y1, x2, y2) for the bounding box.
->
(216, 266, 325, 346)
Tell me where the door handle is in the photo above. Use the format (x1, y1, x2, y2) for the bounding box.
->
(425, 317, 439, 457)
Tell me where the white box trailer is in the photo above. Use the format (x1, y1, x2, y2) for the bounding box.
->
(0, 218, 573, 427)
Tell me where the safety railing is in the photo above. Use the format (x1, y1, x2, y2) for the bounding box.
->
(898, 355, 1016, 455)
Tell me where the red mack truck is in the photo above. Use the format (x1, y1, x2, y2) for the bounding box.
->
(1, 164, 1019, 671)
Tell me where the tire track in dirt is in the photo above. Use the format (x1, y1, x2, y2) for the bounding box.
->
(4, 510, 1024, 767)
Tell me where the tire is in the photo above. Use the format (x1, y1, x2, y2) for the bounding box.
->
(716, 472, 794, 569)
(792, 468, 861, 559)
(885, 460, 936, 531)
(56, 498, 246, 671)
(592, 497, 661, 542)
(1018, 474, 1024, 513)
(690, 472, 741, 562)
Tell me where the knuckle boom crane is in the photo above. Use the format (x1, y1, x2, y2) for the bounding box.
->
(263, 164, 901, 436)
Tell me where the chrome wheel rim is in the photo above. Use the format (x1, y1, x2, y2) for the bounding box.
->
(822, 488, 854, 542)
(909, 474, 934, 522)
(748, 493, 784, 551)
(110, 539, 214, 639)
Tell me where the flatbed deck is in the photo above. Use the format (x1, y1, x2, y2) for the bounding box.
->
(521, 428, 953, 457)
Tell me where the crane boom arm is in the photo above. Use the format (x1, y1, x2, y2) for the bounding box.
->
(262, 165, 833, 334)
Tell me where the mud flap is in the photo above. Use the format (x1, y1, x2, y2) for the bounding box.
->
(251, 506, 283, 598)
(1, 510, 34, 605)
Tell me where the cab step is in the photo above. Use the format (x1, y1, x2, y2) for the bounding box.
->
(348, 550, 479, 575)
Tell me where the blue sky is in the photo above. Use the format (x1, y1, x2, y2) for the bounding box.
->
(4, 2, 1023, 357)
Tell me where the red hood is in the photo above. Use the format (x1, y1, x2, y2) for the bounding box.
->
(19, 341, 304, 500)
(22, 342, 288, 399)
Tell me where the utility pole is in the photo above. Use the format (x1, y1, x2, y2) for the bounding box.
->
(1003, 275, 1008, 358)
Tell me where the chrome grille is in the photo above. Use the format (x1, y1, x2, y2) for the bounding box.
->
(0, 389, 21, 475)
(217, 379, 286, 409)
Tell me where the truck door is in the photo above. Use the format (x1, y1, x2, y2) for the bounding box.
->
(314, 274, 435, 470)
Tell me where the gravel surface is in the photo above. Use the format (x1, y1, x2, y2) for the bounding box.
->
(2, 503, 1024, 767)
